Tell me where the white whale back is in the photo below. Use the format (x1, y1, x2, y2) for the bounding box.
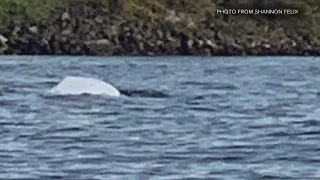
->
(48, 76, 120, 97)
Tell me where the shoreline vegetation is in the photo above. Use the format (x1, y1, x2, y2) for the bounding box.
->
(0, 0, 319, 56)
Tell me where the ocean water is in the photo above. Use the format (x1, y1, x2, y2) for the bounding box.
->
(0, 56, 320, 180)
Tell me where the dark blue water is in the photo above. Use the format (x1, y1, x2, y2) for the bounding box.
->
(0, 56, 320, 180)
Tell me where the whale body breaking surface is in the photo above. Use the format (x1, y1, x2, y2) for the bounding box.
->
(48, 76, 121, 97)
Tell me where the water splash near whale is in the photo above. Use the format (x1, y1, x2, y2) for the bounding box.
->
(119, 89, 169, 98)
(48, 76, 120, 97)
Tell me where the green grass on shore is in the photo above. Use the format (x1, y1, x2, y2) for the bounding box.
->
(0, 0, 318, 22)
(0, 0, 319, 18)
(0, 0, 62, 27)
(0, 0, 214, 30)
(0, 0, 211, 25)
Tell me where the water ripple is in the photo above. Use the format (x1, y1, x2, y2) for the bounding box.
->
(0, 56, 320, 179)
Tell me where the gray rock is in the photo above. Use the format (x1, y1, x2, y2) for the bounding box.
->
(29, 26, 38, 34)
(147, 51, 155, 56)
(156, 40, 163, 46)
(135, 34, 143, 40)
(0, 35, 8, 52)
(0, 35, 8, 44)
(156, 29, 163, 39)
(164, 10, 181, 23)
(187, 39, 193, 49)
(138, 42, 144, 51)
(85, 39, 111, 46)
(204, 48, 211, 55)
(84, 39, 114, 56)
(262, 43, 271, 48)
(205, 40, 218, 49)
(41, 39, 49, 45)
(61, 29, 72, 35)
(94, 16, 104, 24)
(123, 26, 130, 32)
(187, 20, 196, 29)
(166, 38, 180, 51)
(61, 12, 71, 21)
(111, 25, 119, 36)
(198, 40, 204, 46)
(12, 26, 21, 36)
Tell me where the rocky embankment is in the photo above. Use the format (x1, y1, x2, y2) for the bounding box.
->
(0, 1, 319, 56)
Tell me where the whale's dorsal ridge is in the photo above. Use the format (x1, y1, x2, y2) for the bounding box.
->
(48, 76, 120, 97)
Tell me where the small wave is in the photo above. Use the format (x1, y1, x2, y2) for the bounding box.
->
(119, 89, 169, 98)
(42, 93, 115, 101)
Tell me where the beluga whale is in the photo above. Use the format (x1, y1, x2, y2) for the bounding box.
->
(48, 76, 120, 97)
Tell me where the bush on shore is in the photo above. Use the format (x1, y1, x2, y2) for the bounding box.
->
(0, 0, 319, 22)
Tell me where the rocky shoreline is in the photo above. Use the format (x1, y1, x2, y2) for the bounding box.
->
(0, 1, 319, 56)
